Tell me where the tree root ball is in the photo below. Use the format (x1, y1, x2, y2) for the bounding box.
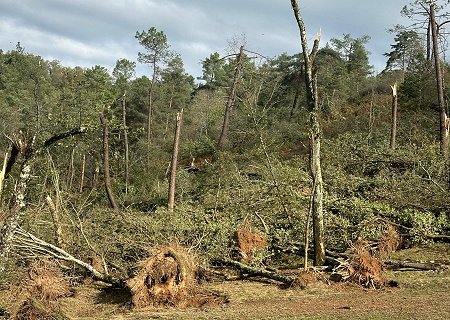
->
(126, 245, 227, 309)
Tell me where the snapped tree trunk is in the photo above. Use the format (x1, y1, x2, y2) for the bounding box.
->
(45, 195, 64, 249)
(99, 112, 119, 210)
(217, 45, 244, 150)
(168, 110, 183, 210)
(0, 155, 32, 273)
(390, 83, 398, 150)
(0, 151, 8, 200)
(430, 2, 449, 157)
(0, 128, 84, 274)
(291, 0, 326, 266)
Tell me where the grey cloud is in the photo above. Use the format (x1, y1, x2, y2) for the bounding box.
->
(0, 0, 412, 77)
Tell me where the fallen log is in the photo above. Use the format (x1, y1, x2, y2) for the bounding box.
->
(216, 258, 296, 285)
(12, 228, 126, 288)
(385, 260, 447, 271)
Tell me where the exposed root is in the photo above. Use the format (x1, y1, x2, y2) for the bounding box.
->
(19, 259, 74, 304)
(378, 225, 401, 258)
(347, 240, 386, 289)
(126, 245, 227, 309)
(14, 298, 69, 320)
(235, 223, 267, 262)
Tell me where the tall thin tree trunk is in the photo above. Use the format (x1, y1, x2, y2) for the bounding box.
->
(99, 113, 119, 210)
(427, 19, 432, 61)
(0, 158, 32, 273)
(79, 154, 86, 193)
(67, 147, 75, 191)
(45, 195, 64, 248)
(390, 83, 398, 150)
(291, 0, 326, 266)
(147, 63, 157, 145)
(430, 2, 449, 157)
(122, 91, 130, 195)
(168, 110, 183, 210)
(217, 45, 244, 150)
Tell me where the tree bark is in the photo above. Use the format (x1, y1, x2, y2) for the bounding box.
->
(67, 146, 75, 190)
(430, 2, 449, 157)
(217, 45, 244, 150)
(99, 112, 119, 210)
(79, 154, 86, 193)
(121, 91, 130, 195)
(291, 0, 326, 266)
(168, 110, 183, 210)
(390, 83, 398, 150)
(147, 62, 156, 145)
(0, 157, 32, 273)
(45, 195, 64, 248)
(218, 258, 296, 285)
(0, 151, 8, 201)
(0, 129, 84, 274)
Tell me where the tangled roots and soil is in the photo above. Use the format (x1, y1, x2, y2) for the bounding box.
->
(19, 260, 73, 304)
(378, 225, 401, 258)
(126, 245, 227, 309)
(347, 241, 386, 288)
(235, 223, 267, 262)
(14, 298, 68, 320)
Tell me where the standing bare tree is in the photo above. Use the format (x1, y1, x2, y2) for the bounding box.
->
(390, 83, 399, 150)
(429, 1, 449, 157)
(290, 0, 326, 265)
(217, 45, 244, 150)
(168, 110, 183, 210)
(99, 112, 119, 210)
(113, 58, 136, 195)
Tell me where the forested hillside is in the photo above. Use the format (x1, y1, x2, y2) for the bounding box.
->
(1, 0, 450, 318)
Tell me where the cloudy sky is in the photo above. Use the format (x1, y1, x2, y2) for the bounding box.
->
(0, 0, 412, 78)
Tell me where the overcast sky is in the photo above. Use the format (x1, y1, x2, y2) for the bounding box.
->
(0, 0, 412, 78)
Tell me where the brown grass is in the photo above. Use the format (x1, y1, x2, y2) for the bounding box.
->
(126, 245, 227, 309)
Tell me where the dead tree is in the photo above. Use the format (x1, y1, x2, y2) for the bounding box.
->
(291, 0, 326, 266)
(121, 91, 130, 195)
(390, 83, 398, 150)
(217, 45, 244, 150)
(99, 112, 119, 210)
(168, 110, 183, 210)
(0, 128, 85, 273)
(429, 1, 449, 157)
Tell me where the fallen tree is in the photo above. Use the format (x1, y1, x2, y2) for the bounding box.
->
(12, 227, 126, 288)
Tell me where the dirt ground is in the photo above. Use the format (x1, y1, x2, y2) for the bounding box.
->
(1, 244, 450, 320)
